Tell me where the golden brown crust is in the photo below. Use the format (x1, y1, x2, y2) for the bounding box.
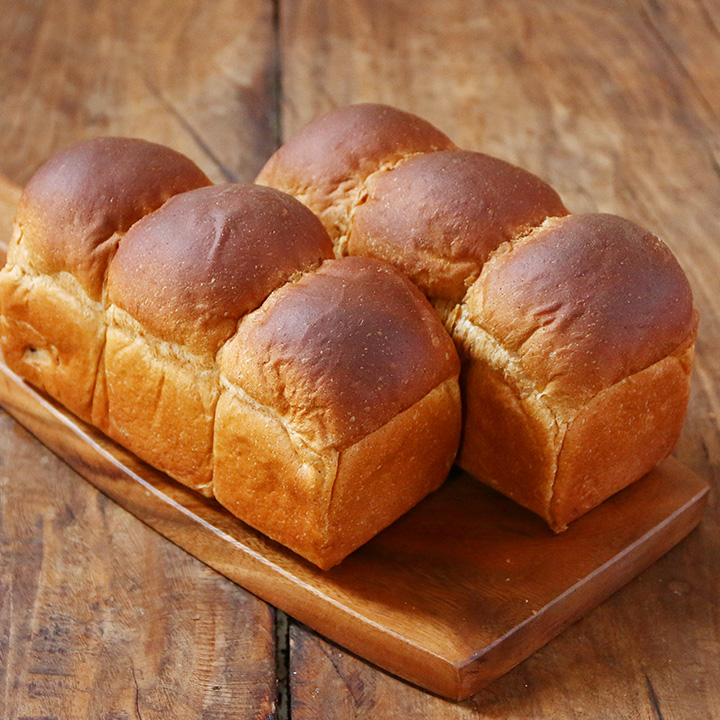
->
(1, 134, 464, 568)
(104, 308, 218, 495)
(455, 329, 696, 530)
(549, 344, 695, 530)
(256, 103, 456, 241)
(350, 150, 568, 302)
(103, 184, 334, 495)
(456, 354, 560, 521)
(325, 377, 461, 567)
(212, 379, 339, 561)
(257, 103, 454, 198)
(454, 213, 698, 528)
(219, 257, 460, 450)
(16, 137, 211, 301)
(0, 266, 105, 424)
(0, 138, 210, 427)
(4, 108, 699, 558)
(107, 184, 334, 356)
(463, 213, 698, 412)
(257, 103, 700, 532)
(213, 377, 461, 569)
(458, 318, 694, 532)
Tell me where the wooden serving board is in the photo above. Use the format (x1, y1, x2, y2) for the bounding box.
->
(0, 361, 708, 700)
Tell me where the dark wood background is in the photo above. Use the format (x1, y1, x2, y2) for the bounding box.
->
(1, 1, 718, 717)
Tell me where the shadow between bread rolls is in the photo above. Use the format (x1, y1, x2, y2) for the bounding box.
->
(0, 137, 462, 569)
(257, 103, 699, 532)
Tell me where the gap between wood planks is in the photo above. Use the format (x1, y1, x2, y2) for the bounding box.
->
(271, 2, 290, 718)
(275, 610, 291, 720)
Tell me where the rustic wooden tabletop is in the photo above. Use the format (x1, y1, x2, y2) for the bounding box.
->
(1, 1, 719, 718)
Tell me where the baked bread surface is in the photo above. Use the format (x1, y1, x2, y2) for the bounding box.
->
(0, 143, 463, 568)
(350, 149, 569, 301)
(15, 136, 212, 300)
(104, 183, 335, 495)
(257, 103, 699, 531)
(257, 103, 457, 252)
(453, 213, 697, 528)
(220, 257, 458, 448)
(0, 137, 211, 424)
(215, 257, 461, 567)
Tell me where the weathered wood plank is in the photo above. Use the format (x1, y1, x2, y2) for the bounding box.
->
(0, 1, 281, 718)
(280, 0, 720, 715)
(0, 0, 278, 185)
(0, 415, 278, 720)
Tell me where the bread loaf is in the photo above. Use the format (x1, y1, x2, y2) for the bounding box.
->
(104, 183, 336, 496)
(214, 257, 461, 566)
(0, 138, 462, 568)
(257, 103, 698, 531)
(0, 137, 212, 426)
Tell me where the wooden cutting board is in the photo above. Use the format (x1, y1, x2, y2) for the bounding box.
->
(0, 177, 709, 700)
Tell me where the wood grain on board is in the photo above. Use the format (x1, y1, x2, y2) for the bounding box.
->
(0, 3, 281, 719)
(279, 0, 720, 716)
(0, 0, 278, 186)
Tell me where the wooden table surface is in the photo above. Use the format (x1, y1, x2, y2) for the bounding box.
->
(1, 1, 718, 718)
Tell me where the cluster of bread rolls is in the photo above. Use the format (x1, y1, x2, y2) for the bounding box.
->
(0, 137, 462, 569)
(257, 103, 698, 531)
(0, 105, 698, 564)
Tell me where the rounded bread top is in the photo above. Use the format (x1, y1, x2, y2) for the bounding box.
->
(16, 137, 211, 301)
(255, 104, 456, 215)
(107, 184, 334, 356)
(464, 213, 697, 409)
(349, 149, 568, 302)
(219, 257, 460, 450)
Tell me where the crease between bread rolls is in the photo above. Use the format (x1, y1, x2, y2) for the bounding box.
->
(256, 103, 699, 531)
(0, 139, 462, 569)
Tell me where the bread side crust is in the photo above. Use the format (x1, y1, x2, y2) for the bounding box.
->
(327, 376, 461, 567)
(0, 256, 105, 425)
(449, 302, 696, 528)
(549, 343, 695, 530)
(104, 305, 217, 496)
(450, 309, 563, 520)
(212, 377, 340, 561)
(213, 376, 461, 569)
